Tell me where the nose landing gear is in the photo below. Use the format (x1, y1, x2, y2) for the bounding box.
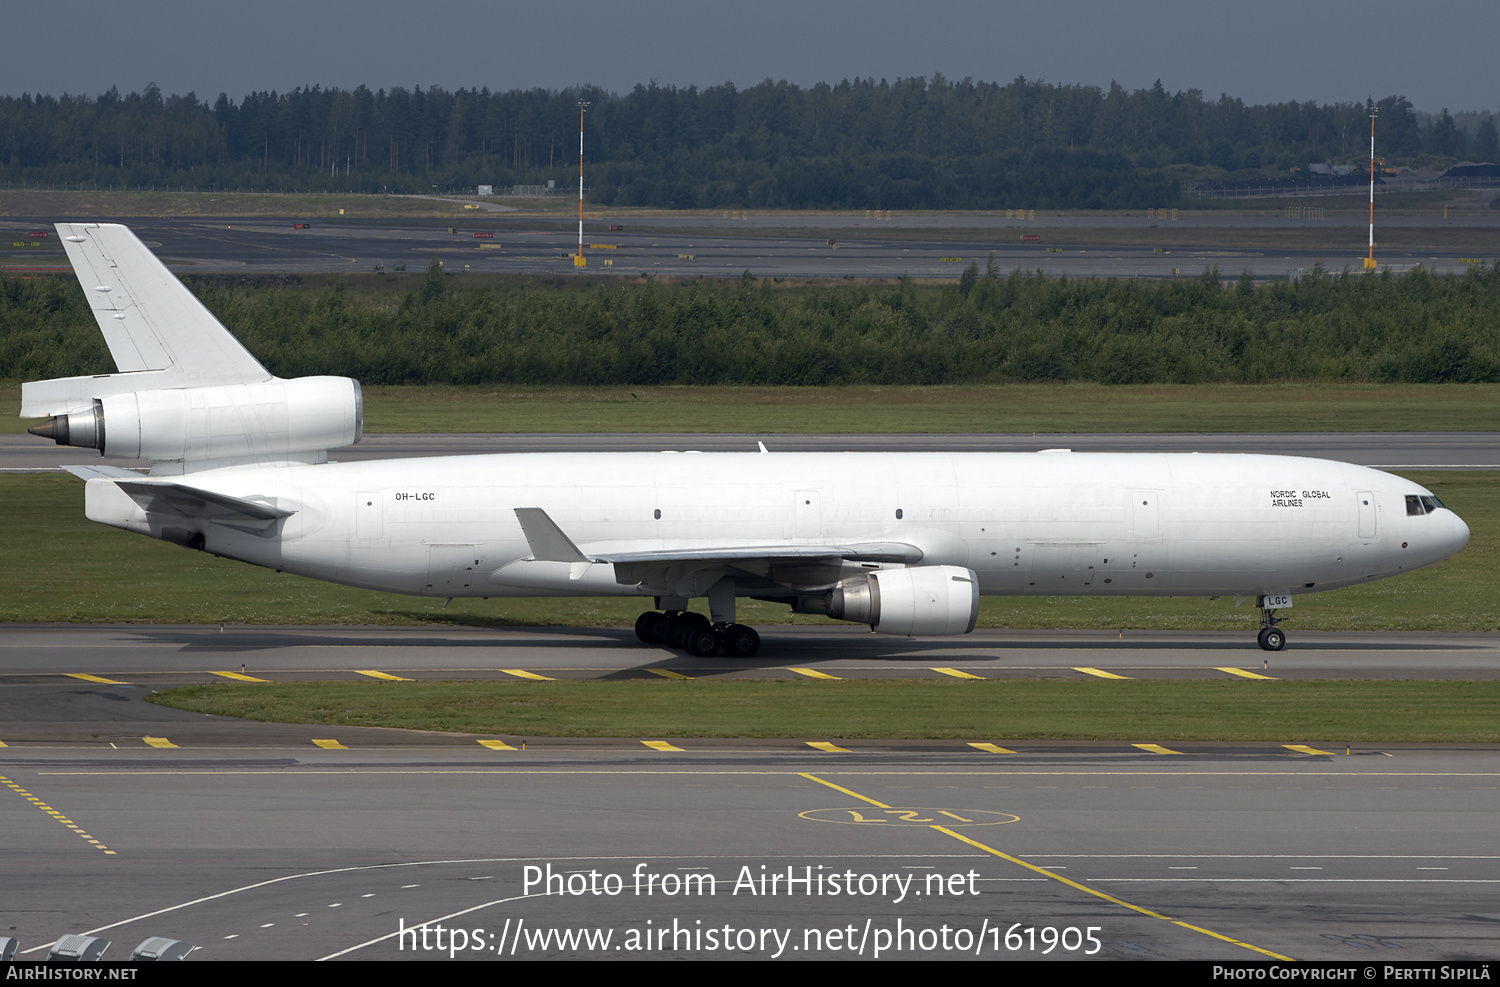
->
(1257, 600, 1287, 651)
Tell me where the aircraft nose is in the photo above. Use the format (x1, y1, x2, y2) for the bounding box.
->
(1450, 512, 1471, 555)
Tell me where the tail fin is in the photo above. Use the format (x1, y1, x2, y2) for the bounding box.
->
(22, 223, 360, 473)
(21, 223, 271, 417)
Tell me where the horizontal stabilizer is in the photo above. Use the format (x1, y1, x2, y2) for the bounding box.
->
(61, 464, 144, 480)
(115, 479, 294, 534)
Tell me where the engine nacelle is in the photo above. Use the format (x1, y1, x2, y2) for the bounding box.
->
(823, 565, 980, 636)
(29, 376, 362, 462)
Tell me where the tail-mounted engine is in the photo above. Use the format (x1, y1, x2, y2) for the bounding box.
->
(27, 376, 362, 464)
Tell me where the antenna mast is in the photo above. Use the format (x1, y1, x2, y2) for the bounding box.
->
(1366, 100, 1378, 270)
(576, 100, 590, 268)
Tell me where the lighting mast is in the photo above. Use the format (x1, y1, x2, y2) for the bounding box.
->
(1366, 100, 1378, 270)
(576, 100, 590, 268)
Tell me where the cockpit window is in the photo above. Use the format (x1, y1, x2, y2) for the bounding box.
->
(1407, 495, 1445, 516)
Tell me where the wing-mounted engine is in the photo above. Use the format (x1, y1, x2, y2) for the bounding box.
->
(800, 565, 980, 636)
(20, 223, 362, 474)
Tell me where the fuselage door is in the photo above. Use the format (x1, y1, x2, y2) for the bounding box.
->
(1132, 490, 1162, 541)
(427, 543, 479, 594)
(355, 492, 383, 539)
(1357, 491, 1377, 539)
(794, 490, 822, 540)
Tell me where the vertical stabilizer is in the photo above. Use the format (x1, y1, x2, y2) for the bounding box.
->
(22, 224, 271, 417)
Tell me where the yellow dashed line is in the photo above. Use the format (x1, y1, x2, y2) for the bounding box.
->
(796, 772, 1291, 961)
(355, 670, 413, 681)
(1133, 743, 1185, 755)
(788, 667, 840, 680)
(1284, 744, 1337, 756)
(646, 668, 692, 680)
(2, 775, 115, 855)
(968, 743, 1015, 754)
(312, 739, 348, 750)
(1218, 667, 1277, 680)
(477, 740, 517, 750)
(143, 737, 178, 749)
(214, 671, 271, 682)
(66, 673, 129, 684)
(932, 667, 983, 679)
(806, 741, 851, 753)
(501, 669, 554, 681)
(1074, 667, 1131, 679)
(641, 741, 684, 752)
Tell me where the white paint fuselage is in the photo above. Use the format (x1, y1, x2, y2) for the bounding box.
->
(84, 451, 1469, 606)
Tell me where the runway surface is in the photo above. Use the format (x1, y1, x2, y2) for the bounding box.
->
(4, 625, 1499, 961)
(5, 211, 1496, 280)
(5, 430, 1498, 472)
(2, 731, 1498, 961)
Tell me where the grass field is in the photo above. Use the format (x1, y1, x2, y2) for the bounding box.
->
(1, 470, 1491, 631)
(7, 382, 1499, 435)
(147, 678, 1500, 743)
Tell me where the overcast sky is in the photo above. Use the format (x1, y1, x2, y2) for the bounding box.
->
(7, 0, 1495, 114)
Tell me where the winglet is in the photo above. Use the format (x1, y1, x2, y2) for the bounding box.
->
(513, 508, 591, 563)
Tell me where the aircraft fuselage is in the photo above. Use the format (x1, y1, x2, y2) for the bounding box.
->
(83, 450, 1467, 603)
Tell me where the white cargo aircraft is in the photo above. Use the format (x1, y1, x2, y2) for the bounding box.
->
(23, 224, 1470, 657)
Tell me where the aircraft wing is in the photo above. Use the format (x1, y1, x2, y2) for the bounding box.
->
(512, 507, 921, 591)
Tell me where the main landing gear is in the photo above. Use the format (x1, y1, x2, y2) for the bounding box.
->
(634, 610, 762, 658)
(1257, 603, 1287, 652)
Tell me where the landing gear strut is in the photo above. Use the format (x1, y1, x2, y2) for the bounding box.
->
(1256, 601, 1287, 652)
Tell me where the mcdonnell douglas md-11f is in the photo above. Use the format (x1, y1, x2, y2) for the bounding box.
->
(22, 224, 1470, 656)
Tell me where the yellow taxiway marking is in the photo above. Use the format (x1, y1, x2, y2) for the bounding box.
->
(641, 740, 684, 752)
(355, 670, 413, 681)
(0, 741, 6, 747)
(797, 772, 1292, 962)
(932, 667, 983, 679)
(66, 673, 129, 685)
(788, 667, 841, 680)
(312, 739, 348, 750)
(1133, 743, 1185, 755)
(477, 740, 518, 750)
(143, 737, 179, 749)
(501, 669, 555, 681)
(1284, 744, 1338, 756)
(2, 774, 115, 855)
(646, 668, 692, 680)
(214, 671, 270, 683)
(1074, 667, 1131, 680)
(806, 741, 852, 753)
(968, 743, 1016, 754)
(1218, 667, 1277, 680)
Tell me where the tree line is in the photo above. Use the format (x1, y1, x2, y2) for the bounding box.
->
(5, 261, 1498, 387)
(1, 78, 1494, 209)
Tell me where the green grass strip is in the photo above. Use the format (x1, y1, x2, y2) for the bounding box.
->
(149, 679, 1500, 743)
